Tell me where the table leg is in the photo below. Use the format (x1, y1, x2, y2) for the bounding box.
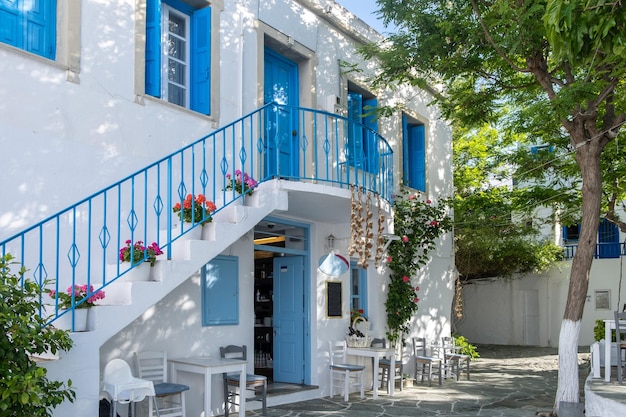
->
(605, 324, 611, 382)
(372, 356, 380, 399)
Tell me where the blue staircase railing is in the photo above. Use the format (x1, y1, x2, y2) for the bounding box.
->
(0, 103, 393, 330)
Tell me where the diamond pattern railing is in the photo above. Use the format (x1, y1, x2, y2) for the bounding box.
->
(0, 103, 393, 330)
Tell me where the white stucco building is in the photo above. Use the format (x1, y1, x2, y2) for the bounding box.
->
(0, 1, 454, 416)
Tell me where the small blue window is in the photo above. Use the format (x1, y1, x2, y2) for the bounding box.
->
(0, 0, 56, 59)
(402, 114, 426, 191)
(145, 0, 211, 114)
(349, 261, 368, 317)
(202, 255, 239, 326)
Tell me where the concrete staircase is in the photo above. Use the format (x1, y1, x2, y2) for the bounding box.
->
(40, 181, 288, 417)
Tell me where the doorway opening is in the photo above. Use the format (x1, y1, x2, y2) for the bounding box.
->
(253, 218, 309, 384)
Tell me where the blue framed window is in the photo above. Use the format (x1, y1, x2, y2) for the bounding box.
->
(349, 261, 368, 317)
(402, 114, 426, 191)
(347, 90, 378, 172)
(146, 0, 211, 114)
(201, 255, 239, 326)
(0, 0, 56, 59)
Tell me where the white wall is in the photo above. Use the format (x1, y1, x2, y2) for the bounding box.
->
(456, 258, 626, 347)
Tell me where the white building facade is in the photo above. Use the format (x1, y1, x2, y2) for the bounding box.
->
(0, 1, 454, 416)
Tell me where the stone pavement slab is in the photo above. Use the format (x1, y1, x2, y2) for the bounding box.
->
(247, 345, 591, 417)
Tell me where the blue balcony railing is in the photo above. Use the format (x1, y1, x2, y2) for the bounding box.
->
(0, 103, 393, 330)
(563, 242, 626, 259)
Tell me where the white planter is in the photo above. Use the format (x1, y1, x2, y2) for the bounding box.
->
(54, 309, 89, 332)
(107, 262, 152, 282)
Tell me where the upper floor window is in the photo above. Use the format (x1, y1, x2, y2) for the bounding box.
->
(346, 86, 378, 172)
(401, 114, 426, 191)
(145, 0, 211, 114)
(0, 0, 56, 60)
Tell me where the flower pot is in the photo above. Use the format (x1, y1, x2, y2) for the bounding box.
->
(108, 262, 152, 282)
(55, 308, 89, 332)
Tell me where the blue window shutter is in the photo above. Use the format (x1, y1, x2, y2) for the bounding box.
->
(25, 0, 55, 59)
(145, 0, 161, 98)
(347, 92, 364, 167)
(191, 6, 211, 114)
(0, 0, 21, 49)
(408, 124, 426, 191)
(363, 98, 378, 172)
(202, 256, 239, 326)
(401, 114, 410, 185)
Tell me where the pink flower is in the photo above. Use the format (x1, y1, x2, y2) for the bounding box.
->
(387, 256, 393, 263)
(402, 235, 409, 243)
(408, 194, 415, 200)
(426, 199, 431, 204)
(403, 276, 409, 282)
(415, 286, 420, 291)
(414, 297, 419, 303)
(430, 220, 439, 227)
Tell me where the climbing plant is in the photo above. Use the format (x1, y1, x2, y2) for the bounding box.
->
(385, 187, 452, 344)
(0, 254, 75, 416)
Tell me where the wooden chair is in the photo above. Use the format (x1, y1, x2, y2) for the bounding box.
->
(370, 338, 405, 391)
(412, 337, 442, 386)
(441, 336, 471, 381)
(329, 340, 365, 401)
(134, 351, 189, 417)
(220, 345, 267, 416)
(614, 311, 626, 384)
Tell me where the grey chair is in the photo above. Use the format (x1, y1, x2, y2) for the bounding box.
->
(413, 337, 442, 386)
(370, 338, 405, 391)
(220, 345, 267, 416)
(614, 311, 626, 384)
(441, 336, 470, 381)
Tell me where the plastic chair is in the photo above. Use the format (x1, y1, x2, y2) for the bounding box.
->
(370, 338, 405, 391)
(135, 351, 190, 417)
(614, 311, 626, 384)
(412, 337, 442, 386)
(328, 340, 365, 401)
(102, 358, 159, 417)
(219, 345, 267, 416)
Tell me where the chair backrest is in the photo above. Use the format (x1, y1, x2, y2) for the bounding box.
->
(220, 345, 247, 360)
(370, 338, 386, 348)
(413, 337, 427, 356)
(103, 358, 155, 402)
(135, 351, 168, 384)
(329, 340, 347, 366)
(614, 311, 626, 341)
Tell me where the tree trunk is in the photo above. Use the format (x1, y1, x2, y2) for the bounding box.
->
(554, 134, 604, 414)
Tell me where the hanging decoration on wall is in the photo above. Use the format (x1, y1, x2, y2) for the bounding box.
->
(454, 273, 464, 319)
(348, 186, 387, 269)
(374, 195, 386, 268)
(318, 234, 350, 276)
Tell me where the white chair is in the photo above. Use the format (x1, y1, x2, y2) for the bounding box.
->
(102, 358, 159, 417)
(135, 351, 189, 417)
(614, 311, 626, 384)
(370, 338, 405, 392)
(413, 337, 442, 386)
(328, 340, 365, 402)
(219, 345, 267, 417)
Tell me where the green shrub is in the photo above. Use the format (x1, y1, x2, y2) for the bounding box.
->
(0, 254, 75, 416)
(453, 334, 480, 360)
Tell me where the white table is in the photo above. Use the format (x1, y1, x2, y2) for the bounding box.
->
(169, 356, 247, 417)
(346, 346, 396, 399)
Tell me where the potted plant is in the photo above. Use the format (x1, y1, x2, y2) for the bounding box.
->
(47, 284, 105, 331)
(224, 170, 257, 196)
(172, 193, 216, 226)
(119, 240, 163, 267)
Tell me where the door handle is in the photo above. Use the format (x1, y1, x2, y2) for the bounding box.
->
(292, 130, 297, 136)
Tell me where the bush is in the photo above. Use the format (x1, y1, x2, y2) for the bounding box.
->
(0, 254, 75, 416)
(453, 334, 480, 360)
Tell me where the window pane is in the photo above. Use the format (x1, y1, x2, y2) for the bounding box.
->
(168, 83, 185, 106)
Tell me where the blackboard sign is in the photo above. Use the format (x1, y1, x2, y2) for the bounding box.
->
(326, 281, 342, 318)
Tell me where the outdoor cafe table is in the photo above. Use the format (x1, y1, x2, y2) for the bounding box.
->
(169, 356, 247, 417)
(346, 346, 396, 399)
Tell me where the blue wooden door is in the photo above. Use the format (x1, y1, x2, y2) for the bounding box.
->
(273, 256, 304, 383)
(263, 49, 299, 178)
(598, 219, 620, 258)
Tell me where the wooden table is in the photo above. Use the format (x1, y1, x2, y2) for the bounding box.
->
(346, 346, 396, 399)
(169, 356, 247, 417)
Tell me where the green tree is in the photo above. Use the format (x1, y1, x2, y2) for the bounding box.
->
(0, 254, 75, 416)
(363, 1, 626, 412)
